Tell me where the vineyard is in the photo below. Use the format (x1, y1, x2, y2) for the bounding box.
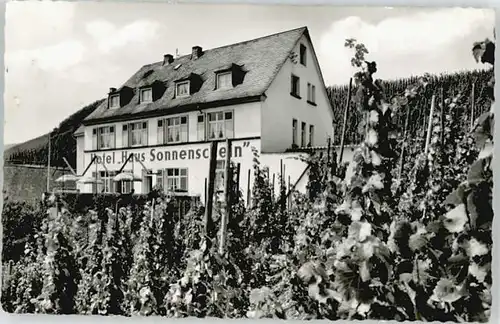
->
(1, 38, 494, 321)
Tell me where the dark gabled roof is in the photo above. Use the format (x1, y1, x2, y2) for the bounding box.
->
(84, 26, 308, 124)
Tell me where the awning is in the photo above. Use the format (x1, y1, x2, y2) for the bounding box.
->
(55, 174, 81, 183)
(77, 177, 104, 184)
(113, 172, 142, 182)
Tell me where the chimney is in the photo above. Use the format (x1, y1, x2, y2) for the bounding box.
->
(191, 46, 203, 60)
(109, 87, 117, 93)
(163, 54, 174, 65)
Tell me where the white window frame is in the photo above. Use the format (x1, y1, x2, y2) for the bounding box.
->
(100, 171, 118, 193)
(216, 72, 232, 89)
(158, 115, 188, 144)
(140, 88, 153, 103)
(94, 126, 115, 150)
(121, 181, 133, 194)
(207, 110, 234, 140)
(176, 81, 190, 97)
(109, 95, 120, 109)
(120, 171, 133, 193)
(165, 168, 188, 192)
(307, 83, 316, 104)
(123, 121, 148, 147)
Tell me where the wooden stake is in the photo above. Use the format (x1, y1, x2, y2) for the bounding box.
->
(424, 95, 436, 156)
(326, 137, 331, 168)
(470, 82, 476, 131)
(440, 87, 445, 149)
(47, 133, 51, 192)
(339, 77, 352, 165)
(280, 159, 284, 188)
(246, 169, 251, 208)
(149, 199, 155, 227)
(204, 177, 208, 206)
(204, 141, 218, 237)
(219, 139, 232, 255)
(95, 157, 98, 194)
(235, 163, 241, 200)
(272, 173, 276, 197)
(287, 175, 291, 209)
(398, 100, 412, 183)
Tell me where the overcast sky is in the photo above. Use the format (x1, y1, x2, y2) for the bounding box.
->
(4, 2, 494, 145)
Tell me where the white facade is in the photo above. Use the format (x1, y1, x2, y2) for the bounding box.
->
(75, 28, 339, 203)
(261, 34, 334, 153)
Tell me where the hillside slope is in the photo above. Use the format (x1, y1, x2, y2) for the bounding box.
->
(327, 68, 493, 144)
(4, 144, 18, 151)
(3, 164, 74, 203)
(4, 99, 104, 168)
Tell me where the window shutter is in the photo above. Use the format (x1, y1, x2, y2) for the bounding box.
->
(157, 119, 164, 144)
(197, 114, 205, 141)
(225, 111, 234, 138)
(92, 128, 98, 150)
(122, 124, 129, 147)
(142, 122, 148, 145)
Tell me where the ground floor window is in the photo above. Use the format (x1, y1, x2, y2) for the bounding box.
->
(156, 168, 188, 192)
(92, 171, 118, 193)
(90, 170, 136, 194)
(121, 180, 133, 194)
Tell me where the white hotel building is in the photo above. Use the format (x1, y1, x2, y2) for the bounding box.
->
(73, 27, 338, 202)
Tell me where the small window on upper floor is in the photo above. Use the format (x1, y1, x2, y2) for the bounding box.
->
(292, 119, 298, 146)
(307, 83, 316, 105)
(291, 74, 300, 98)
(300, 44, 307, 66)
(176, 81, 190, 97)
(109, 94, 120, 109)
(216, 71, 232, 89)
(140, 88, 153, 103)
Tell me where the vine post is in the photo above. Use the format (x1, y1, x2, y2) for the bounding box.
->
(397, 99, 410, 184)
(204, 141, 218, 237)
(338, 77, 353, 165)
(246, 168, 251, 207)
(424, 94, 436, 155)
(470, 82, 476, 130)
(219, 138, 232, 255)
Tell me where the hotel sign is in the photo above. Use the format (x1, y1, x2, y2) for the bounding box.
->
(90, 141, 252, 165)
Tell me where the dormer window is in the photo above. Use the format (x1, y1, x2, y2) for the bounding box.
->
(216, 71, 232, 89)
(140, 88, 153, 103)
(176, 81, 190, 97)
(109, 95, 120, 108)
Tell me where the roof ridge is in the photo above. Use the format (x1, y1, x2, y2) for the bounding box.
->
(144, 26, 308, 67)
(201, 26, 307, 53)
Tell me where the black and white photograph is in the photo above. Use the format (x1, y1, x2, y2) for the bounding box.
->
(1, 2, 495, 322)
